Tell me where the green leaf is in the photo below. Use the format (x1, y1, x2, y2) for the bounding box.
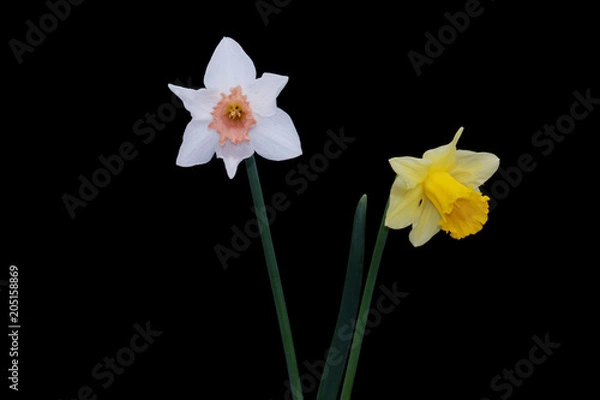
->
(340, 198, 389, 400)
(316, 195, 367, 400)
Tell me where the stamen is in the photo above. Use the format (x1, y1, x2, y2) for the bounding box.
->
(227, 104, 243, 121)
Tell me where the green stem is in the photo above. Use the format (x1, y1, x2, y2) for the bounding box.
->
(340, 198, 390, 400)
(245, 155, 303, 400)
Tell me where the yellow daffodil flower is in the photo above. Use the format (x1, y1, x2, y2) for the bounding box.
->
(385, 127, 500, 246)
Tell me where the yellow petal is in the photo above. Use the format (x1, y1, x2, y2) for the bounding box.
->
(423, 170, 490, 240)
(439, 190, 490, 239)
(385, 177, 423, 230)
(450, 150, 500, 188)
(388, 156, 430, 188)
(422, 127, 463, 170)
(408, 199, 441, 247)
(423, 170, 471, 215)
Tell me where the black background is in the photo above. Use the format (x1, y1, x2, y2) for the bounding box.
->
(3, 0, 598, 399)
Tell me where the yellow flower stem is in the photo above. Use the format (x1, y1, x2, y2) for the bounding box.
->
(340, 197, 390, 400)
(245, 155, 303, 400)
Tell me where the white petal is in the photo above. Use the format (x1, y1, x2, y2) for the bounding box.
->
(246, 73, 289, 117)
(215, 141, 254, 179)
(249, 109, 302, 161)
(451, 150, 500, 188)
(408, 199, 441, 247)
(388, 156, 430, 189)
(168, 84, 220, 121)
(176, 120, 219, 167)
(204, 37, 256, 91)
(385, 177, 424, 230)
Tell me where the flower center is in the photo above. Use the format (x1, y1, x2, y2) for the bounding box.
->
(227, 103, 244, 121)
(422, 171, 490, 240)
(209, 86, 257, 146)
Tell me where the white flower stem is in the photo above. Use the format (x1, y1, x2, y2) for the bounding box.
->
(245, 155, 303, 400)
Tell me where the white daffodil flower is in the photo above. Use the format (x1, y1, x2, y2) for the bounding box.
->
(169, 37, 302, 178)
